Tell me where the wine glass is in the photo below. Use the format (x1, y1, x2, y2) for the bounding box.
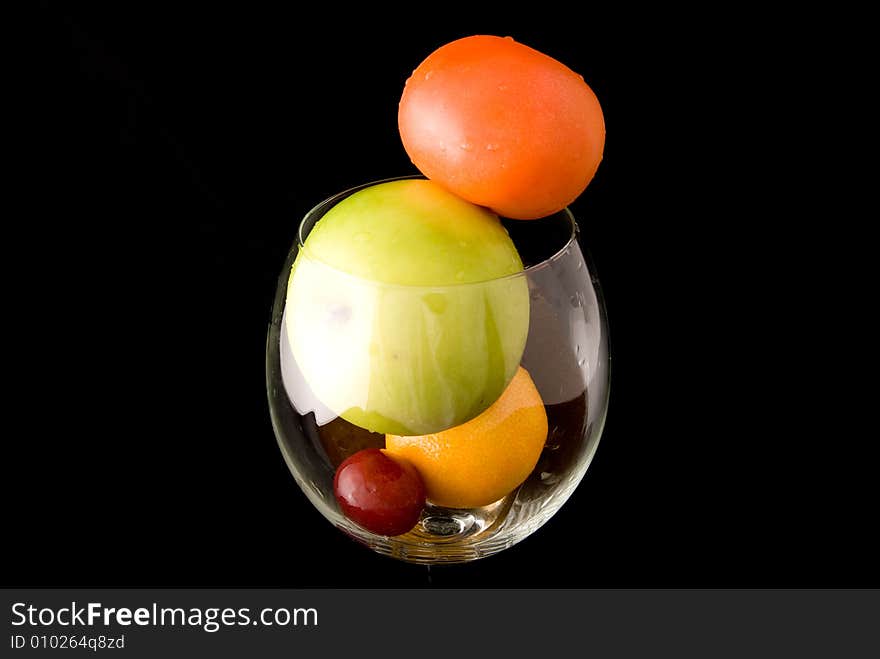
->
(266, 176, 609, 563)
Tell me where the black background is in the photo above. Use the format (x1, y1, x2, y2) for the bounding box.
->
(14, 3, 873, 587)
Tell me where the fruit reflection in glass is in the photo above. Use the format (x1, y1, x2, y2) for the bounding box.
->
(267, 177, 609, 563)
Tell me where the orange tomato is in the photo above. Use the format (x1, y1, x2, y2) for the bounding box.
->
(399, 35, 605, 220)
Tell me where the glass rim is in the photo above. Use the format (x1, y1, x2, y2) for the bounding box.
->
(295, 175, 578, 289)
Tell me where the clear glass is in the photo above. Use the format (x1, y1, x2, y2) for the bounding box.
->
(266, 176, 610, 563)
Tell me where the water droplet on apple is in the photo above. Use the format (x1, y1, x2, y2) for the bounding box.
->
(422, 293, 447, 314)
(327, 304, 351, 324)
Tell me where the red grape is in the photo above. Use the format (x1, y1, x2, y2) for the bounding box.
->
(333, 449, 426, 536)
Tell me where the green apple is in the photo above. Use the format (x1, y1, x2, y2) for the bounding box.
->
(285, 179, 529, 435)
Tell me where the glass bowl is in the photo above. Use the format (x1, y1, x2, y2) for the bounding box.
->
(266, 176, 609, 563)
